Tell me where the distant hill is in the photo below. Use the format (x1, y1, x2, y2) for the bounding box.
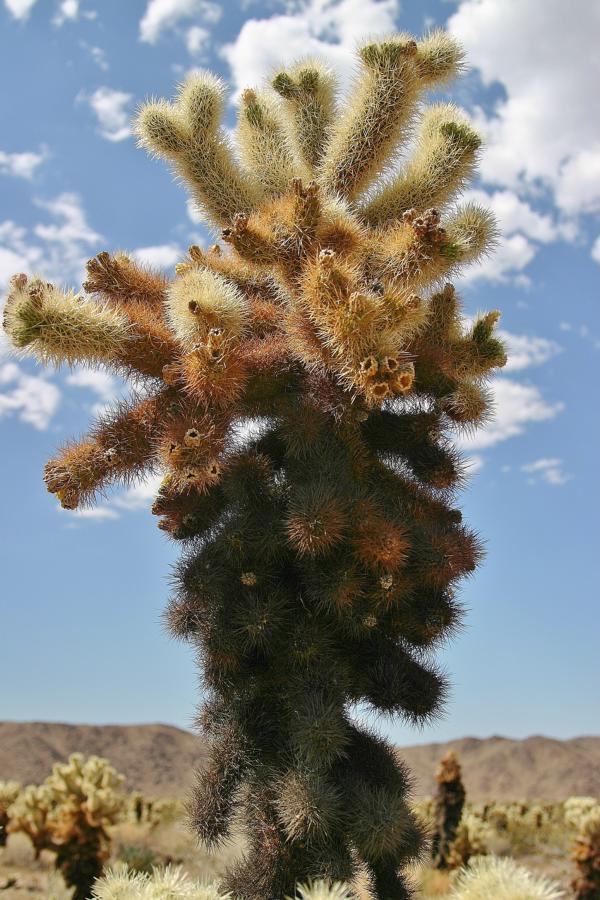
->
(1, 722, 598, 802)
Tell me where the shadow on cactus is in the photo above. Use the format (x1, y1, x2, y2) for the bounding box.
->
(2, 25, 507, 900)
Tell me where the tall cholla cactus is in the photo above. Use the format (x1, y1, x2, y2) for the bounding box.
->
(3, 28, 506, 899)
(431, 751, 466, 869)
(0, 781, 21, 846)
(8, 754, 126, 900)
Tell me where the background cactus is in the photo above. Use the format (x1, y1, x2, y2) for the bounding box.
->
(431, 752, 466, 869)
(449, 855, 565, 900)
(7, 754, 126, 899)
(0, 781, 20, 847)
(569, 802, 600, 900)
(2, 25, 506, 899)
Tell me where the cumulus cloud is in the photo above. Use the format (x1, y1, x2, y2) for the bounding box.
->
(499, 331, 562, 373)
(113, 472, 165, 510)
(0, 147, 47, 180)
(132, 244, 181, 269)
(220, 0, 399, 99)
(83, 87, 133, 142)
(459, 232, 535, 286)
(4, 0, 38, 20)
(65, 368, 121, 416)
(457, 378, 564, 452)
(185, 24, 209, 56)
(52, 0, 78, 25)
(522, 457, 571, 487)
(63, 505, 120, 521)
(139, 0, 221, 44)
(0, 193, 101, 292)
(591, 235, 600, 265)
(0, 361, 61, 430)
(448, 0, 600, 216)
(80, 41, 109, 71)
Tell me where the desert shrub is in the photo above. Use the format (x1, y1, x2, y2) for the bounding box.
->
(8, 753, 126, 900)
(450, 855, 565, 900)
(0, 781, 21, 846)
(117, 842, 163, 875)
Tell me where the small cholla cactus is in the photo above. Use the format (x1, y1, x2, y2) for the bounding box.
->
(8, 754, 126, 900)
(450, 855, 565, 900)
(92, 864, 229, 899)
(0, 781, 20, 846)
(431, 751, 466, 869)
(8, 782, 58, 857)
(571, 803, 600, 900)
(447, 812, 492, 869)
(3, 26, 506, 899)
(294, 882, 354, 900)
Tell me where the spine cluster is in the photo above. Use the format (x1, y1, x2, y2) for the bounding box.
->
(3, 28, 506, 899)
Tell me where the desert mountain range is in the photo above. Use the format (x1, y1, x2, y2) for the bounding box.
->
(1, 722, 598, 802)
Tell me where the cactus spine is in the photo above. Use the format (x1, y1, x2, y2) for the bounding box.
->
(3, 27, 506, 899)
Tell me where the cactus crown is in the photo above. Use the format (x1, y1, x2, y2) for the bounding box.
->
(3, 28, 506, 899)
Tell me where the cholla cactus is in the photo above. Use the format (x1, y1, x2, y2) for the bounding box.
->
(7, 754, 126, 900)
(431, 751, 466, 868)
(571, 804, 600, 900)
(7, 782, 58, 857)
(564, 797, 600, 832)
(3, 26, 506, 899)
(92, 865, 230, 899)
(0, 781, 20, 847)
(92, 869, 352, 900)
(447, 812, 492, 869)
(450, 855, 565, 900)
(294, 882, 354, 900)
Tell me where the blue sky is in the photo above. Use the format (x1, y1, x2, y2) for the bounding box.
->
(1, 0, 599, 747)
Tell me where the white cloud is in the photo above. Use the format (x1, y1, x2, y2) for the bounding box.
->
(65, 367, 121, 416)
(499, 331, 562, 373)
(4, 0, 38, 20)
(53, 0, 78, 25)
(132, 244, 181, 269)
(459, 232, 535, 286)
(457, 378, 564, 451)
(139, 0, 221, 44)
(0, 361, 61, 430)
(113, 472, 164, 510)
(80, 41, 109, 71)
(522, 457, 571, 487)
(185, 24, 209, 56)
(34, 193, 102, 248)
(84, 87, 133, 142)
(0, 194, 102, 293)
(0, 148, 46, 180)
(64, 505, 120, 521)
(221, 0, 399, 99)
(463, 188, 574, 244)
(591, 235, 600, 265)
(186, 198, 204, 225)
(448, 0, 600, 216)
